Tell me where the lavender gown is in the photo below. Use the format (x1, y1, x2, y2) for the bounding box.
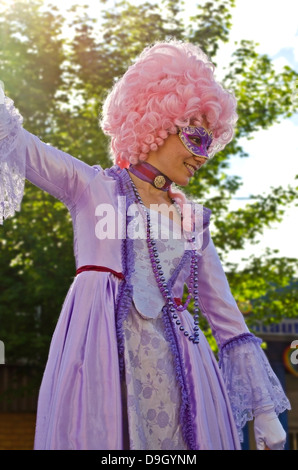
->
(0, 96, 290, 450)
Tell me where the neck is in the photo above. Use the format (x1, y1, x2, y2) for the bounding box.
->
(127, 170, 173, 205)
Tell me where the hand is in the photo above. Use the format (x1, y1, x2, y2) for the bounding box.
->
(254, 410, 286, 450)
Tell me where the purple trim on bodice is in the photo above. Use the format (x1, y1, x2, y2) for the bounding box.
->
(162, 304, 198, 450)
(167, 250, 192, 293)
(106, 165, 136, 378)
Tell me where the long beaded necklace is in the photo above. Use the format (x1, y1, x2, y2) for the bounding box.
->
(128, 175, 201, 344)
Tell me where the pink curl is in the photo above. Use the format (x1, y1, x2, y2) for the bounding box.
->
(144, 134, 155, 144)
(129, 155, 139, 165)
(150, 143, 158, 151)
(158, 130, 168, 139)
(141, 144, 150, 153)
(155, 137, 164, 146)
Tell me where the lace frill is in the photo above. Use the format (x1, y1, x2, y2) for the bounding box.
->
(218, 333, 291, 442)
(0, 96, 25, 224)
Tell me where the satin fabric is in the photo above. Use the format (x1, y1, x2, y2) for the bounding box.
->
(179, 311, 240, 449)
(34, 272, 123, 449)
(195, 239, 251, 346)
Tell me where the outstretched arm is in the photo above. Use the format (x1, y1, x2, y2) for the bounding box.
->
(196, 230, 290, 448)
(0, 85, 101, 223)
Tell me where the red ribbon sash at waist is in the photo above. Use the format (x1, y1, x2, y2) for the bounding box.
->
(76, 265, 125, 280)
(76, 267, 181, 303)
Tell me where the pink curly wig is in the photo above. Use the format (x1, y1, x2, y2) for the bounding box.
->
(100, 39, 238, 171)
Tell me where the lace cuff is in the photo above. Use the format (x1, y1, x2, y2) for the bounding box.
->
(218, 333, 291, 442)
(0, 96, 25, 224)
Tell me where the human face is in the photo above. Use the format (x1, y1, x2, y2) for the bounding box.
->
(145, 131, 209, 187)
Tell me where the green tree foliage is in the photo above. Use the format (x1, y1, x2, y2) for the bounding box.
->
(0, 0, 297, 376)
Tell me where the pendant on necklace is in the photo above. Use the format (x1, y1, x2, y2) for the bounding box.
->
(153, 175, 166, 189)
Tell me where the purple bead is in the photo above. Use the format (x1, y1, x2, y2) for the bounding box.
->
(130, 177, 201, 348)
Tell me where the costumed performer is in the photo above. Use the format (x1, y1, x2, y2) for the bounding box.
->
(0, 40, 290, 450)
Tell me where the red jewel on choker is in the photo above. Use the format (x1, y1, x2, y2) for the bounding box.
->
(127, 174, 200, 344)
(128, 162, 172, 191)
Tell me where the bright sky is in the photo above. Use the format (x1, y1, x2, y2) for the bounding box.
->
(6, 0, 298, 264)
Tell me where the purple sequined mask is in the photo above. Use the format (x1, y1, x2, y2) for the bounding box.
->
(178, 125, 213, 159)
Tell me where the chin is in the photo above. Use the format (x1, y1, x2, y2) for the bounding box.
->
(172, 178, 189, 187)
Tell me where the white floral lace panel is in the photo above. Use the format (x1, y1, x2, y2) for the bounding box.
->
(123, 210, 190, 449)
(131, 208, 188, 319)
(123, 302, 188, 450)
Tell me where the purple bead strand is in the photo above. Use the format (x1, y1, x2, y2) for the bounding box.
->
(128, 177, 200, 344)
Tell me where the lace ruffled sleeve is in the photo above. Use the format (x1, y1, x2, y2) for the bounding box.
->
(218, 333, 291, 442)
(0, 88, 103, 221)
(196, 238, 291, 441)
(0, 95, 25, 224)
